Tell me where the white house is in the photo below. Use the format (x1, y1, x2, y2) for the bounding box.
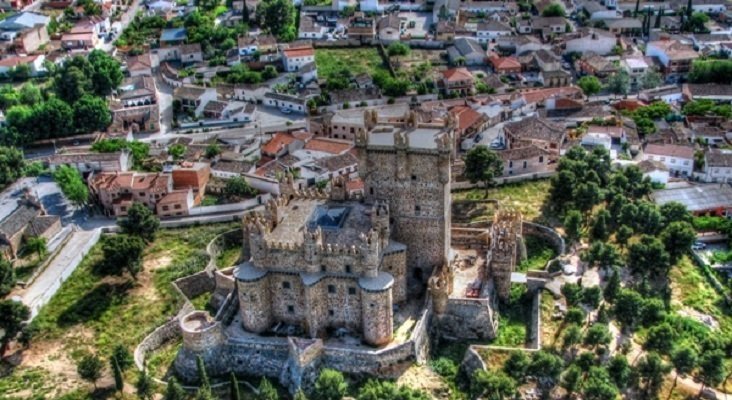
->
(476, 20, 512, 43)
(623, 57, 650, 86)
(0, 54, 46, 77)
(298, 15, 327, 40)
(282, 45, 315, 72)
(581, 132, 612, 151)
(639, 85, 684, 104)
(582, 0, 620, 20)
(701, 150, 732, 183)
(637, 160, 669, 185)
(643, 143, 694, 177)
(564, 29, 616, 55)
(263, 92, 308, 113)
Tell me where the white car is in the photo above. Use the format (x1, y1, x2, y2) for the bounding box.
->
(691, 242, 707, 250)
(280, 108, 292, 114)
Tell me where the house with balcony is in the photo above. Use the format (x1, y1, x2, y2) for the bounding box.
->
(642, 143, 694, 176)
(645, 39, 698, 81)
(442, 67, 475, 95)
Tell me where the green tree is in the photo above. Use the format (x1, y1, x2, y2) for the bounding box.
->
(565, 307, 586, 325)
(54, 65, 92, 104)
(603, 268, 620, 302)
(660, 221, 696, 262)
(165, 377, 187, 400)
(257, 377, 279, 400)
(19, 83, 42, 106)
(224, 176, 256, 200)
(542, 2, 566, 16)
(562, 324, 582, 350)
(564, 209, 583, 244)
(314, 368, 348, 400)
(584, 323, 612, 348)
(257, 0, 295, 40)
(168, 143, 187, 160)
(73, 95, 111, 133)
(640, 69, 663, 90)
(0, 257, 14, 297)
(463, 145, 503, 195)
(607, 355, 632, 389)
(582, 367, 619, 400)
(528, 350, 564, 381)
(88, 50, 124, 96)
(387, 42, 411, 57)
(615, 225, 632, 248)
(205, 144, 222, 159)
(112, 356, 124, 392)
(0, 300, 30, 354)
(230, 372, 241, 400)
(660, 202, 692, 227)
(293, 389, 308, 400)
(262, 65, 278, 80)
(606, 70, 630, 97)
(636, 352, 670, 398)
(24, 236, 47, 260)
(613, 289, 644, 328)
(628, 235, 670, 278)
(112, 344, 134, 371)
(503, 351, 530, 381)
(197, 355, 211, 390)
(643, 322, 675, 353)
(699, 350, 726, 392)
(136, 364, 155, 400)
(590, 209, 610, 241)
(99, 234, 145, 279)
(471, 370, 517, 400)
(77, 353, 103, 389)
(53, 165, 89, 208)
(35, 98, 74, 138)
(577, 75, 602, 97)
(671, 345, 698, 385)
(119, 202, 160, 242)
(561, 364, 582, 393)
(357, 380, 430, 400)
(562, 283, 583, 306)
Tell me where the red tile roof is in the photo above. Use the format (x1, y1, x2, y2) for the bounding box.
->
(303, 137, 352, 155)
(645, 144, 694, 159)
(283, 46, 315, 58)
(450, 106, 484, 133)
(261, 132, 297, 156)
(489, 56, 521, 71)
(442, 67, 473, 82)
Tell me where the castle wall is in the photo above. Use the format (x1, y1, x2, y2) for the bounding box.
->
(383, 248, 407, 303)
(362, 150, 451, 280)
(237, 277, 273, 333)
(434, 298, 497, 340)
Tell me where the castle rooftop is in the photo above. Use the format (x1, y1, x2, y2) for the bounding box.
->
(266, 198, 373, 246)
(367, 126, 446, 149)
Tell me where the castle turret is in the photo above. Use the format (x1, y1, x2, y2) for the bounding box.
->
(370, 201, 390, 250)
(359, 272, 394, 346)
(235, 262, 272, 333)
(303, 227, 323, 273)
(359, 230, 380, 278)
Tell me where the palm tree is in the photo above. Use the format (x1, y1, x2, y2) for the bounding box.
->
(24, 236, 47, 261)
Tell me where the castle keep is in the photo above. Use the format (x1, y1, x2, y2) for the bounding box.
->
(238, 194, 406, 346)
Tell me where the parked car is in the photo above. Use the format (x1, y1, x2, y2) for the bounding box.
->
(692, 242, 707, 250)
(280, 108, 292, 114)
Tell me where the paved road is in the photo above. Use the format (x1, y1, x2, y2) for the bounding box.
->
(98, 0, 142, 53)
(18, 228, 101, 319)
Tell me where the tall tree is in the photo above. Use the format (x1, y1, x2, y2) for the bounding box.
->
(112, 356, 124, 392)
(471, 370, 516, 400)
(577, 76, 602, 97)
(119, 202, 160, 242)
(53, 165, 89, 208)
(660, 221, 696, 262)
(88, 50, 123, 96)
(607, 70, 630, 97)
(197, 355, 211, 390)
(699, 350, 726, 394)
(257, 0, 295, 41)
(73, 95, 111, 133)
(136, 364, 155, 400)
(563, 210, 583, 245)
(99, 234, 145, 279)
(165, 377, 187, 400)
(257, 377, 279, 400)
(463, 145, 503, 195)
(230, 372, 241, 400)
(112, 344, 134, 371)
(636, 352, 670, 398)
(77, 353, 103, 389)
(0, 257, 14, 296)
(628, 235, 670, 278)
(671, 345, 698, 386)
(0, 146, 25, 188)
(24, 236, 47, 260)
(0, 300, 30, 354)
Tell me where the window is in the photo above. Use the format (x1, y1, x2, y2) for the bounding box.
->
(523, 161, 527, 168)
(345, 265, 352, 273)
(539, 156, 544, 163)
(509, 160, 513, 168)
(348, 287, 356, 295)
(162, 205, 169, 211)
(328, 309, 334, 316)
(174, 204, 182, 209)
(321, 265, 326, 272)
(328, 285, 336, 293)
(411, 175, 417, 180)
(287, 305, 294, 313)
(282, 281, 291, 289)
(370, 187, 374, 195)
(415, 205, 421, 214)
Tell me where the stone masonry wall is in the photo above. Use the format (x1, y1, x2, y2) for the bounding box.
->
(435, 298, 496, 340)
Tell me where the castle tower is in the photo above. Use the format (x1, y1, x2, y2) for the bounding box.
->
(490, 209, 522, 301)
(302, 227, 322, 273)
(235, 263, 272, 333)
(360, 230, 380, 278)
(358, 127, 452, 283)
(359, 272, 394, 346)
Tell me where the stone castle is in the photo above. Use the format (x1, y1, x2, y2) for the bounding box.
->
(169, 113, 556, 393)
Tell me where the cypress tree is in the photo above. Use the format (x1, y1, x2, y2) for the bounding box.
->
(230, 372, 241, 400)
(165, 377, 187, 400)
(112, 356, 124, 392)
(654, 7, 663, 29)
(634, 0, 640, 16)
(196, 356, 211, 390)
(686, 0, 693, 18)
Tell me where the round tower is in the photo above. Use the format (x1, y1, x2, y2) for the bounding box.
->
(234, 262, 272, 333)
(359, 272, 394, 347)
(180, 311, 226, 353)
